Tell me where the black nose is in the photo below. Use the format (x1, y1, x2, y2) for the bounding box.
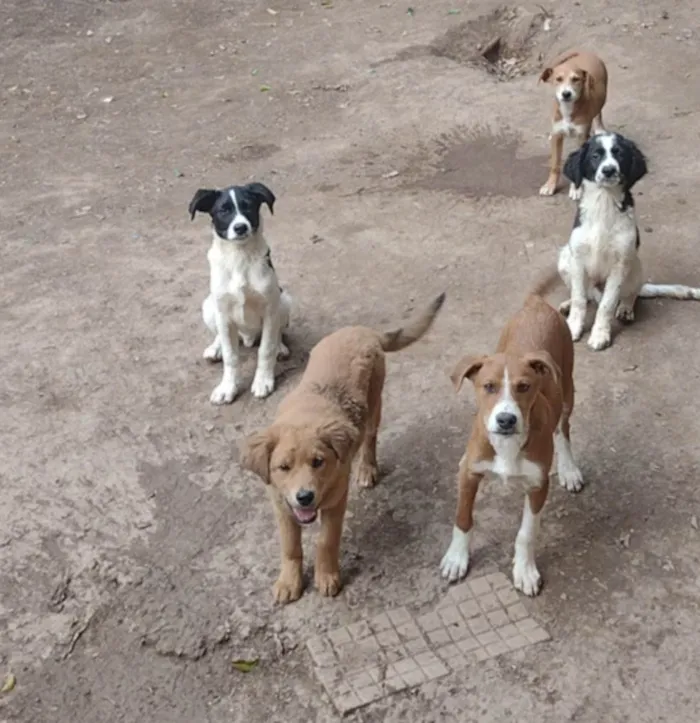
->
(601, 165, 616, 178)
(496, 413, 517, 432)
(296, 489, 315, 507)
(561, 90, 572, 100)
(233, 223, 248, 236)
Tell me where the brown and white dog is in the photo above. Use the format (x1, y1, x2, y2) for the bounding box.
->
(440, 275, 582, 596)
(240, 293, 445, 604)
(538, 50, 608, 200)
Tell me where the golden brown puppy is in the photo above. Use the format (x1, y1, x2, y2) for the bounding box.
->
(240, 293, 445, 604)
(538, 50, 608, 199)
(440, 274, 583, 596)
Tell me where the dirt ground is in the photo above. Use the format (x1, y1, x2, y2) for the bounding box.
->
(2, 0, 700, 720)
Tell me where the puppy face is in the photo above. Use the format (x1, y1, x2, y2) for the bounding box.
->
(450, 352, 559, 441)
(240, 420, 358, 526)
(540, 62, 589, 104)
(188, 182, 275, 243)
(564, 132, 648, 191)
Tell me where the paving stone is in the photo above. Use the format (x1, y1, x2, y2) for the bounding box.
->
(497, 623, 520, 640)
(328, 626, 352, 647)
(476, 630, 500, 647)
(376, 629, 401, 648)
(395, 621, 422, 641)
(477, 592, 501, 613)
(369, 612, 392, 633)
(437, 605, 463, 626)
(448, 582, 474, 602)
(347, 620, 372, 641)
(507, 602, 529, 622)
(405, 638, 428, 655)
(468, 577, 492, 596)
(458, 600, 481, 619)
(387, 607, 412, 626)
(486, 640, 510, 657)
(402, 668, 427, 686)
(506, 634, 530, 651)
(497, 586, 520, 606)
(486, 572, 511, 589)
(394, 657, 418, 675)
(467, 615, 490, 635)
(487, 609, 510, 628)
(448, 622, 471, 642)
(417, 611, 442, 633)
(336, 692, 362, 714)
(424, 661, 449, 680)
(357, 684, 382, 704)
(525, 626, 551, 644)
(427, 629, 451, 646)
(384, 676, 408, 694)
(458, 636, 481, 653)
(516, 617, 539, 633)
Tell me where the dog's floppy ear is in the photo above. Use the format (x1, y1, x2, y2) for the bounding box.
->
(450, 355, 486, 392)
(317, 419, 358, 462)
(189, 188, 219, 221)
(538, 67, 553, 83)
(619, 137, 648, 191)
(581, 69, 595, 95)
(563, 143, 588, 189)
(244, 182, 276, 215)
(523, 351, 560, 386)
(239, 427, 278, 483)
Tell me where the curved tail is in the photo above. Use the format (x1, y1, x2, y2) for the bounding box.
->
(529, 268, 563, 298)
(379, 293, 446, 352)
(639, 283, 700, 300)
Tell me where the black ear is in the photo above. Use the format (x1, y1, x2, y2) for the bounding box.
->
(620, 137, 648, 191)
(188, 189, 219, 221)
(563, 143, 587, 189)
(243, 182, 276, 215)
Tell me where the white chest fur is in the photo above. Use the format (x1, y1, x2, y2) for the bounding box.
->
(208, 237, 276, 301)
(470, 436, 544, 490)
(552, 103, 587, 139)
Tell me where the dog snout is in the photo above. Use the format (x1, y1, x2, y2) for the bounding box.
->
(601, 165, 617, 179)
(495, 412, 518, 433)
(295, 489, 315, 507)
(561, 89, 573, 101)
(233, 222, 249, 237)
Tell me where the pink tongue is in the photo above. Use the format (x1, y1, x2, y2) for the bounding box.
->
(294, 508, 317, 523)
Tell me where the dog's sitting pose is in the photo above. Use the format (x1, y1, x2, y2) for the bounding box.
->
(240, 293, 445, 603)
(440, 275, 582, 596)
(189, 182, 292, 404)
(538, 50, 608, 199)
(559, 132, 700, 351)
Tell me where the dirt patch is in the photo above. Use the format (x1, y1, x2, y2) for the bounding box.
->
(404, 126, 547, 199)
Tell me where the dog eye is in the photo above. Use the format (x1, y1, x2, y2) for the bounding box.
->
(555, 76, 563, 82)
(310, 457, 324, 469)
(515, 382, 530, 393)
(279, 463, 291, 472)
(484, 382, 497, 394)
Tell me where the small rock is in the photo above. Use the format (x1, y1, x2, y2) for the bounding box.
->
(205, 423, 215, 433)
(644, 226, 653, 233)
(691, 515, 698, 530)
(102, 96, 114, 103)
(661, 10, 669, 19)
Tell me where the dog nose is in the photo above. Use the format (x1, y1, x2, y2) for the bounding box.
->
(496, 413, 517, 432)
(296, 489, 315, 507)
(233, 223, 248, 236)
(561, 90, 572, 101)
(601, 165, 616, 178)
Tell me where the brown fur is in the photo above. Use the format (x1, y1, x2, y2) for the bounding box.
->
(538, 50, 608, 195)
(240, 293, 445, 603)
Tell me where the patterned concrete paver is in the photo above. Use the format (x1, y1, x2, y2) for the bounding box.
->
(306, 572, 551, 715)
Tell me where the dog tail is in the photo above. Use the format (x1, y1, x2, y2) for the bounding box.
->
(529, 268, 563, 298)
(379, 292, 446, 353)
(638, 283, 700, 300)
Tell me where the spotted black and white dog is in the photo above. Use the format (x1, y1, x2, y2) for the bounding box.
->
(558, 131, 700, 350)
(189, 183, 291, 405)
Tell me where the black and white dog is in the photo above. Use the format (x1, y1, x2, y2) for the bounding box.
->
(189, 182, 291, 405)
(558, 131, 700, 350)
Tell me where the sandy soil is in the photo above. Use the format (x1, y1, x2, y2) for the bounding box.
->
(2, 1, 700, 721)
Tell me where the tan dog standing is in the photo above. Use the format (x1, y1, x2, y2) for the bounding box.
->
(538, 50, 608, 199)
(240, 293, 445, 604)
(440, 275, 583, 596)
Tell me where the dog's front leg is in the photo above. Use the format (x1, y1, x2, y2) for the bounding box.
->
(513, 478, 548, 596)
(210, 297, 240, 405)
(251, 299, 281, 399)
(539, 132, 564, 196)
(271, 493, 304, 604)
(315, 493, 347, 597)
(588, 266, 625, 351)
(565, 261, 588, 342)
(440, 464, 482, 582)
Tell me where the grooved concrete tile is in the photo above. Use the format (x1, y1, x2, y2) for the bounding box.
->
(308, 573, 551, 715)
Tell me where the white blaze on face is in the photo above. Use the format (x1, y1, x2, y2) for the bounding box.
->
(486, 368, 524, 435)
(226, 188, 253, 241)
(594, 133, 621, 184)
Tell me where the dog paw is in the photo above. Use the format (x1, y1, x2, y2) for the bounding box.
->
(513, 560, 542, 597)
(567, 316, 585, 342)
(315, 569, 342, 598)
(616, 304, 635, 324)
(353, 463, 378, 489)
(251, 369, 276, 399)
(568, 183, 582, 201)
(539, 181, 556, 196)
(210, 381, 238, 405)
(588, 326, 612, 351)
(558, 460, 584, 493)
(239, 332, 257, 348)
(273, 568, 304, 604)
(277, 341, 290, 360)
(440, 528, 470, 583)
(558, 299, 571, 317)
(203, 342, 222, 362)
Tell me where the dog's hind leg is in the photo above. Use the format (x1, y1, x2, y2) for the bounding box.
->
(276, 290, 292, 360)
(202, 295, 222, 362)
(352, 357, 385, 489)
(591, 112, 605, 135)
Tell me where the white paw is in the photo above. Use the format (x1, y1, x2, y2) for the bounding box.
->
(569, 184, 582, 201)
(567, 315, 585, 342)
(588, 326, 612, 351)
(440, 527, 470, 583)
(277, 341, 290, 360)
(539, 182, 556, 196)
(557, 458, 584, 493)
(239, 332, 257, 348)
(251, 369, 276, 399)
(203, 342, 222, 362)
(210, 380, 238, 405)
(513, 560, 542, 597)
(616, 305, 635, 324)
